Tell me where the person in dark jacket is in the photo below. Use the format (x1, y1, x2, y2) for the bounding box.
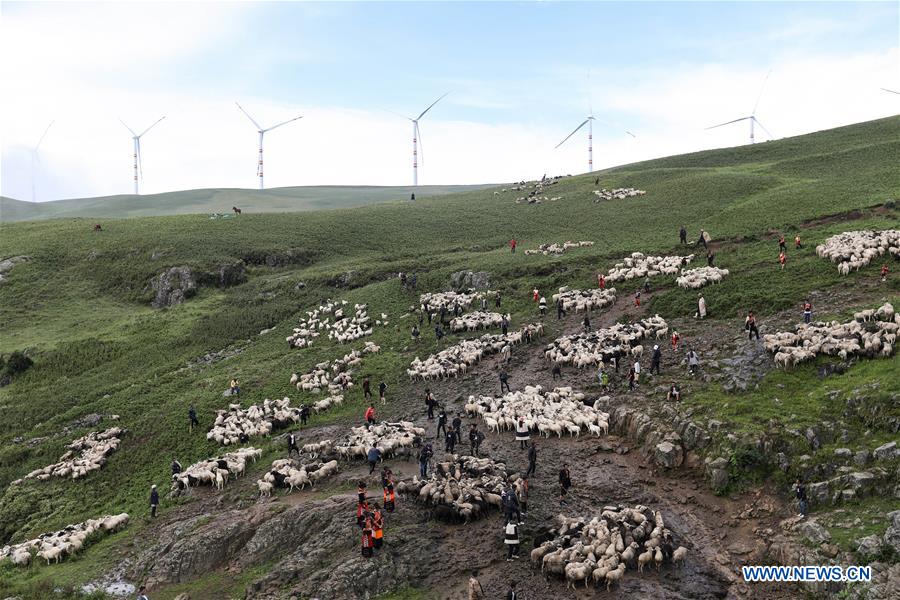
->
(506, 581, 520, 600)
(171, 459, 182, 476)
(367, 446, 382, 474)
(434, 324, 444, 340)
(452, 413, 462, 434)
(188, 404, 199, 432)
(299, 404, 310, 425)
(650, 345, 662, 375)
(679, 225, 687, 244)
(556, 298, 565, 320)
(526, 443, 537, 477)
(706, 250, 715, 266)
(495, 292, 502, 309)
(499, 370, 511, 394)
(551, 363, 561, 380)
(150, 485, 160, 517)
(288, 433, 299, 457)
(559, 464, 571, 502)
(582, 314, 590, 332)
(378, 381, 387, 404)
(362, 377, 372, 400)
(437, 408, 447, 439)
(425, 388, 436, 419)
(468, 424, 479, 456)
(445, 426, 457, 453)
(795, 478, 808, 517)
(745, 311, 760, 341)
(501, 315, 509, 335)
(418, 443, 433, 478)
(504, 520, 520, 561)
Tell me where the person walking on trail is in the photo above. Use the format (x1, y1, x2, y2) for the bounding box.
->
(556, 298, 565, 320)
(881, 264, 889, 282)
(795, 478, 808, 517)
(633, 359, 641, 384)
(288, 433, 299, 457)
(697, 294, 707, 319)
(778, 234, 786, 252)
(229, 378, 240, 396)
(171, 458, 182, 476)
(418, 443, 433, 478)
(372, 505, 385, 549)
(679, 225, 687, 245)
(481, 296, 488, 310)
(150, 485, 159, 518)
(379, 381, 387, 405)
(628, 365, 636, 391)
(470, 425, 484, 457)
(552, 362, 562, 380)
(650, 344, 662, 375)
(803, 300, 813, 324)
(437, 408, 447, 439)
(445, 426, 457, 453)
(582, 314, 591, 332)
(357, 481, 368, 504)
(510, 239, 517, 253)
(671, 330, 680, 351)
(468, 571, 486, 600)
(795, 235, 802, 249)
(504, 519, 521, 561)
(383, 482, 396, 513)
(688, 348, 701, 375)
(643, 277, 651, 294)
(779, 250, 787, 270)
(598, 273, 606, 290)
(526, 443, 537, 477)
(300, 404, 311, 425)
(539, 296, 547, 317)
(507, 486, 523, 523)
(452, 413, 462, 435)
(499, 369, 511, 394)
(362, 377, 372, 401)
(188, 404, 199, 432)
(519, 479, 529, 516)
(364, 404, 376, 426)
(559, 464, 572, 502)
(501, 315, 509, 335)
(745, 311, 760, 340)
(515, 417, 529, 450)
(634, 290, 641, 307)
(425, 388, 436, 419)
(367, 445, 381, 474)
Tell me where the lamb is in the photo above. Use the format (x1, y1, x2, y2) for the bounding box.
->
(816, 230, 900, 274)
(257, 480, 273, 497)
(17, 427, 126, 484)
(676, 266, 730, 289)
(0, 513, 129, 568)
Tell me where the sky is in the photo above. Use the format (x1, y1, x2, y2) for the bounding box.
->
(1, 1, 898, 202)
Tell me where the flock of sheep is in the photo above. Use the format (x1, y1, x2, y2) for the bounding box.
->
(592, 188, 646, 202)
(257, 457, 339, 497)
(450, 310, 508, 333)
(816, 229, 900, 275)
(396, 454, 518, 522)
(465, 386, 610, 439)
(675, 266, 730, 289)
(524, 241, 594, 256)
(13, 427, 126, 484)
(764, 302, 898, 368)
(605, 253, 694, 283)
(207, 397, 305, 446)
(545, 316, 669, 368)
(420, 289, 488, 311)
(333, 422, 427, 462)
(534, 507, 686, 592)
(406, 324, 544, 381)
(552, 287, 617, 313)
(171, 447, 262, 494)
(289, 342, 380, 395)
(0, 514, 129, 567)
(286, 299, 381, 348)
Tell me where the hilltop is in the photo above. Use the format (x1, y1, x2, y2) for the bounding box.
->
(0, 115, 898, 600)
(0, 184, 496, 223)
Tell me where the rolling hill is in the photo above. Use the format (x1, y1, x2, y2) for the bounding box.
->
(0, 116, 898, 600)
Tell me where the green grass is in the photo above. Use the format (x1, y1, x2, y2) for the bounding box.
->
(0, 115, 899, 595)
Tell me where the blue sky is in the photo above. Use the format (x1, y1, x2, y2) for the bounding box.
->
(1, 1, 897, 201)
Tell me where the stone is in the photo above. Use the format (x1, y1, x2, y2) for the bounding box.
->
(834, 448, 852, 459)
(846, 471, 876, 493)
(807, 481, 831, 504)
(174, 594, 190, 600)
(0, 255, 30, 283)
(820, 543, 839, 558)
(853, 450, 870, 467)
(217, 261, 247, 287)
(884, 511, 900, 555)
(795, 520, 831, 544)
(873, 442, 899, 461)
(151, 266, 197, 308)
(654, 441, 683, 469)
(449, 270, 492, 291)
(856, 535, 883, 558)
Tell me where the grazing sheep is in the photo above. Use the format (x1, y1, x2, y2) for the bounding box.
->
(17, 427, 126, 484)
(545, 315, 668, 368)
(0, 514, 129, 568)
(551, 287, 617, 314)
(333, 422, 426, 463)
(286, 299, 382, 348)
(675, 266, 730, 289)
(816, 230, 900, 274)
(449, 311, 507, 333)
(604, 252, 694, 283)
(524, 240, 594, 256)
(208, 398, 305, 445)
(171, 447, 261, 494)
(257, 480, 273, 498)
(592, 188, 646, 202)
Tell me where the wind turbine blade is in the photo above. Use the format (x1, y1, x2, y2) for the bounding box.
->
(705, 116, 751, 130)
(881, 88, 900, 95)
(751, 69, 772, 116)
(416, 92, 450, 120)
(235, 102, 263, 130)
(625, 131, 636, 138)
(555, 119, 590, 149)
(264, 115, 303, 132)
(139, 116, 166, 137)
(119, 119, 137, 137)
(35, 121, 54, 152)
(752, 117, 774, 140)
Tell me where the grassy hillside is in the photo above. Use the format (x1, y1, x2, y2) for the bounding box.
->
(0, 184, 496, 223)
(0, 116, 898, 597)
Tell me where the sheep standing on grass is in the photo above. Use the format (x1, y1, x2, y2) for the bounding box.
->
(0, 514, 130, 568)
(551, 287, 617, 314)
(605, 252, 694, 283)
(675, 266, 729, 289)
(816, 230, 900, 274)
(170, 447, 261, 494)
(15, 427, 126, 484)
(545, 316, 668, 369)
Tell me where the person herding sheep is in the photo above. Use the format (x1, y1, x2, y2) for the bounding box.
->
(526, 443, 537, 477)
(598, 273, 606, 290)
(425, 388, 436, 419)
(697, 294, 707, 319)
(680, 225, 687, 244)
(419, 443, 434, 478)
(687, 348, 700, 375)
(558, 464, 572, 503)
(510, 239, 517, 253)
(149, 485, 159, 518)
(437, 408, 447, 439)
(795, 478, 808, 517)
(188, 404, 199, 432)
(379, 381, 387, 405)
(445, 426, 457, 453)
(633, 359, 641, 384)
(803, 300, 812, 324)
(539, 296, 547, 317)
(881, 264, 889, 282)
(779, 250, 787, 270)
(650, 345, 661, 375)
(515, 417, 529, 450)
(229, 378, 240, 396)
(364, 404, 376, 426)
(745, 311, 760, 341)
(778, 234, 786, 252)
(499, 369, 511, 394)
(552, 362, 562, 380)
(367, 445, 382, 475)
(582, 314, 591, 332)
(504, 519, 520, 561)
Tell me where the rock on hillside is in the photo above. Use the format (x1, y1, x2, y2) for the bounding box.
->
(450, 270, 491, 290)
(0, 255, 29, 283)
(150, 266, 197, 308)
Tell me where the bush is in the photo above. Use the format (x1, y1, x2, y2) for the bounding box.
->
(1, 351, 33, 378)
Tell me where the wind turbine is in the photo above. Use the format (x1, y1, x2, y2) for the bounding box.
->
(555, 111, 635, 173)
(30, 120, 54, 202)
(706, 70, 774, 144)
(401, 93, 449, 186)
(881, 88, 900, 95)
(120, 116, 166, 195)
(235, 102, 303, 190)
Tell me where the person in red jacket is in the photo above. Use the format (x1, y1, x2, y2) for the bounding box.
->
(598, 274, 606, 290)
(671, 330, 680, 351)
(779, 251, 787, 270)
(364, 404, 376, 425)
(510, 239, 517, 253)
(361, 524, 375, 558)
(532, 288, 539, 302)
(882, 264, 890, 282)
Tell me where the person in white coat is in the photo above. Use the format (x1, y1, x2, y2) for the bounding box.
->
(515, 417, 529, 449)
(697, 294, 707, 319)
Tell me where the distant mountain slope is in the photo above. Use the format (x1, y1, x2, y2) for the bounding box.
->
(0, 184, 497, 223)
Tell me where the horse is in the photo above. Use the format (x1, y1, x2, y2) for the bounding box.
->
(232, 206, 242, 215)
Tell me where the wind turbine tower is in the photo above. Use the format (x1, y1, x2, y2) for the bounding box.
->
(120, 116, 166, 195)
(706, 70, 774, 144)
(405, 93, 449, 186)
(31, 120, 54, 202)
(235, 102, 303, 190)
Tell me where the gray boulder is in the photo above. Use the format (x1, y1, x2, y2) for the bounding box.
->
(856, 534, 883, 558)
(449, 270, 492, 290)
(853, 450, 870, 467)
(873, 442, 899, 461)
(151, 266, 197, 308)
(0, 255, 29, 284)
(654, 441, 683, 469)
(796, 520, 831, 544)
(217, 261, 247, 287)
(884, 511, 900, 555)
(834, 448, 852, 459)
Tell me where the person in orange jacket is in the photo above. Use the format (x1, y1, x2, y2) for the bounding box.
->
(383, 483, 396, 513)
(372, 505, 385, 549)
(364, 404, 376, 425)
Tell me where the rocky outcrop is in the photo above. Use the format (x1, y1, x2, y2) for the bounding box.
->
(873, 442, 899, 461)
(217, 261, 247, 287)
(884, 510, 900, 555)
(654, 441, 683, 468)
(0, 255, 29, 283)
(151, 266, 197, 308)
(449, 270, 491, 291)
